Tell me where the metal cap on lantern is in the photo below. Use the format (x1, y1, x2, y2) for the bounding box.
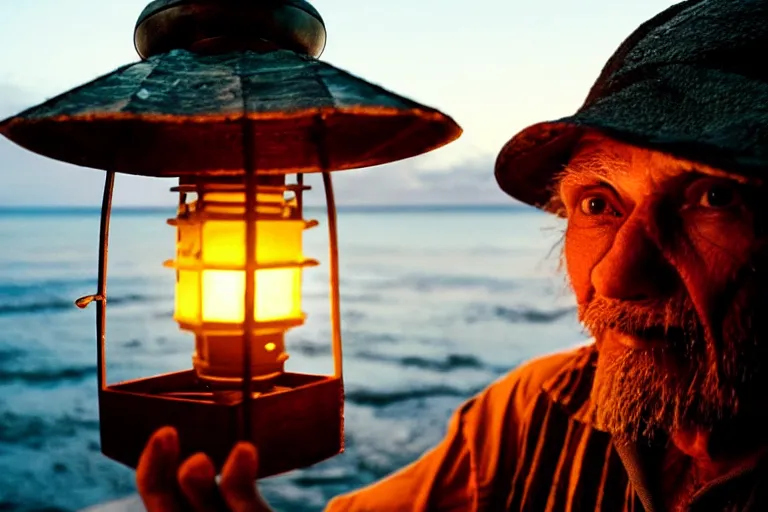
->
(0, 0, 462, 477)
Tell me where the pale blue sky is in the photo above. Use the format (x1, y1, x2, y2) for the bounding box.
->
(0, 0, 679, 206)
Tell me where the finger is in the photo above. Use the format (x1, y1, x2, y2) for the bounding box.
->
(136, 426, 183, 512)
(219, 443, 271, 512)
(178, 452, 225, 512)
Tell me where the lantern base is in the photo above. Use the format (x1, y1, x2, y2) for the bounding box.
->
(98, 371, 343, 478)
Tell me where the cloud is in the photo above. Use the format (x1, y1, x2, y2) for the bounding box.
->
(316, 153, 514, 206)
(0, 82, 515, 207)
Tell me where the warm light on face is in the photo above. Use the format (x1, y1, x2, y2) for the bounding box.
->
(167, 181, 317, 382)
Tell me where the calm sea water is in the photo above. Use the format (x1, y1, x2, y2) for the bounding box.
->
(0, 206, 585, 512)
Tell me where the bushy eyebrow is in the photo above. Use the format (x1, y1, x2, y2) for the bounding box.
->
(557, 146, 761, 191)
(545, 148, 628, 216)
(555, 148, 631, 191)
(547, 137, 764, 215)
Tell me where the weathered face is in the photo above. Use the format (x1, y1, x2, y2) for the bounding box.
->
(559, 133, 768, 440)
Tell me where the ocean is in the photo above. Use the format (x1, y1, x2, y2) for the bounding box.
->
(0, 205, 585, 512)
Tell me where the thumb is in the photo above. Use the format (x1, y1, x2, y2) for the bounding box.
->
(136, 427, 183, 512)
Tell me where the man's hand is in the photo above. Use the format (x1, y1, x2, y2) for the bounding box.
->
(136, 426, 273, 512)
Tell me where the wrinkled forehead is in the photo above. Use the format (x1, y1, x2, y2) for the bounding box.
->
(561, 132, 754, 188)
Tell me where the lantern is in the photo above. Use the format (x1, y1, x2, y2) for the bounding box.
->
(169, 175, 313, 384)
(0, 0, 461, 477)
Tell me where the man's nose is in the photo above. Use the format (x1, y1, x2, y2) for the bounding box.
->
(591, 220, 676, 301)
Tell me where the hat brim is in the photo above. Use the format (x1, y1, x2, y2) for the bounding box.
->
(494, 120, 584, 214)
(495, 64, 768, 214)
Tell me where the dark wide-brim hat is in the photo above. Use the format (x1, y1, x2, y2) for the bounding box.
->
(496, 0, 768, 214)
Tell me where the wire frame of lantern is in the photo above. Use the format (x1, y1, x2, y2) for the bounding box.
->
(0, 0, 462, 477)
(74, 166, 347, 477)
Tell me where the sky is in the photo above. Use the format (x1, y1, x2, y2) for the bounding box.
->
(0, 0, 680, 207)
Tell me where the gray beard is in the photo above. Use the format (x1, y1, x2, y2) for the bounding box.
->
(579, 286, 764, 441)
(589, 335, 734, 441)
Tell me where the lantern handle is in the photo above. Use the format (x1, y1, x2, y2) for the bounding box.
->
(322, 171, 343, 379)
(74, 294, 105, 309)
(73, 170, 114, 391)
(96, 171, 116, 391)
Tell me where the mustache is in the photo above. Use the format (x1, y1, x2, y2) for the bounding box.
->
(579, 295, 703, 345)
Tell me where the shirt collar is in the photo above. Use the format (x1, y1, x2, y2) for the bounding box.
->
(540, 340, 600, 427)
(541, 340, 768, 510)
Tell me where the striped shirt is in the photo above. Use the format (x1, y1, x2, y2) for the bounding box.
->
(326, 343, 768, 511)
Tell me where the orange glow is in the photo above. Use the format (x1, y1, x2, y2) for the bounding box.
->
(182, 268, 302, 323)
(172, 190, 306, 328)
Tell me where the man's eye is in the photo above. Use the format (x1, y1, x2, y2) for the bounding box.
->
(579, 195, 616, 216)
(698, 183, 740, 209)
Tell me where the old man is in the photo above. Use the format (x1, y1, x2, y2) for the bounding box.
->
(136, 0, 768, 510)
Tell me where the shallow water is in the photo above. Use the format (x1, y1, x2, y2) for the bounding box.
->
(0, 206, 584, 511)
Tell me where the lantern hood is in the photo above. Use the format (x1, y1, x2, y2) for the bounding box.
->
(0, 0, 461, 177)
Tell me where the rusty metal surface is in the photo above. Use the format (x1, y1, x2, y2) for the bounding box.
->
(0, 49, 461, 177)
(100, 371, 344, 477)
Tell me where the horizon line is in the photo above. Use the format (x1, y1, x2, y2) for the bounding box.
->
(0, 203, 532, 214)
